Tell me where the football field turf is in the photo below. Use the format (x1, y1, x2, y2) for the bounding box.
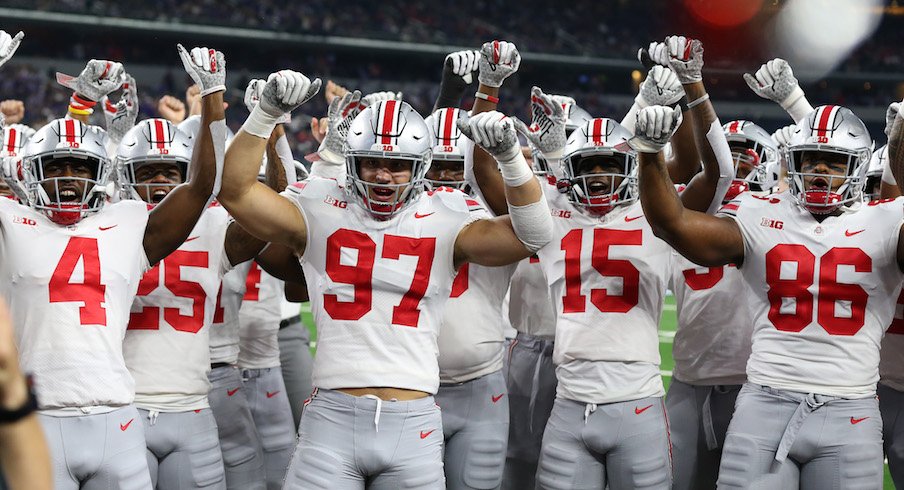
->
(299, 298, 896, 488)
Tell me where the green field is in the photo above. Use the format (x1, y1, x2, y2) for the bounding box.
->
(298, 298, 896, 488)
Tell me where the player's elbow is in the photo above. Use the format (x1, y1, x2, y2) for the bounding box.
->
(510, 199, 553, 254)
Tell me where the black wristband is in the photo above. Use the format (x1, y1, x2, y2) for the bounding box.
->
(0, 381, 37, 424)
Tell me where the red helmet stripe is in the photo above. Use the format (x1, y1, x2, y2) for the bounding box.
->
(379, 100, 398, 145)
(64, 119, 77, 143)
(441, 108, 455, 145)
(815, 105, 837, 138)
(153, 119, 167, 149)
(592, 118, 604, 145)
(728, 120, 741, 133)
(6, 128, 16, 153)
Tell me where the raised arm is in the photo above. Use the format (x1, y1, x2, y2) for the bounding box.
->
(454, 111, 552, 267)
(218, 71, 321, 255)
(633, 106, 744, 267)
(143, 45, 227, 265)
(662, 36, 733, 214)
(744, 58, 814, 124)
(433, 49, 480, 111)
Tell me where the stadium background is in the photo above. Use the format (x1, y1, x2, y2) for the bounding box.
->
(2, 0, 902, 487)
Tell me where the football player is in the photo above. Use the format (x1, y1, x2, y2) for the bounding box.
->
(639, 97, 898, 488)
(217, 48, 552, 486)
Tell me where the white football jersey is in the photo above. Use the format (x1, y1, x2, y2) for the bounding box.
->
(209, 260, 252, 364)
(124, 206, 231, 412)
(537, 183, 671, 404)
(507, 256, 557, 339)
(0, 198, 150, 409)
(879, 289, 904, 391)
(670, 253, 753, 385)
(282, 177, 486, 394)
(437, 256, 517, 384)
(719, 192, 904, 397)
(238, 266, 284, 369)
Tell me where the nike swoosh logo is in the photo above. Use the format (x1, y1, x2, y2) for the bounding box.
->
(185, 236, 199, 242)
(491, 394, 504, 403)
(850, 416, 869, 425)
(634, 404, 653, 415)
(99, 225, 118, 231)
(420, 429, 435, 439)
(227, 388, 239, 397)
(845, 229, 865, 237)
(266, 391, 280, 398)
(414, 212, 434, 219)
(120, 419, 134, 431)
(624, 215, 643, 223)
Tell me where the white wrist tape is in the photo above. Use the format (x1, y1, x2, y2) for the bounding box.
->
(509, 198, 553, 253)
(780, 86, 815, 124)
(275, 133, 296, 185)
(242, 105, 280, 139)
(705, 119, 735, 214)
(209, 119, 228, 198)
(497, 145, 533, 187)
(200, 85, 226, 97)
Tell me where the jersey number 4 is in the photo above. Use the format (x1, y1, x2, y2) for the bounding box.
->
(560, 228, 641, 313)
(766, 244, 870, 336)
(324, 229, 435, 327)
(49, 237, 107, 325)
(129, 250, 209, 334)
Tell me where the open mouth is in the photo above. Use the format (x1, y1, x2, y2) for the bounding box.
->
(587, 180, 610, 196)
(58, 187, 80, 202)
(809, 176, 829, 190)
(151, 188, 169, 203)
(371, 186, 395, 202)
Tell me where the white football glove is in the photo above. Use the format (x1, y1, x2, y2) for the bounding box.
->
(446, 49, 480, 84)
(177, 44, 226, 97)
(0, 30, 23, 69)
(458, 110, 520, 162)
(646, 41, 669, 67)
(886, 102, 900, 138)
(100, 74, 138, 144)
(360, 90, 402, 109)
(637, 65, 685, 107)
(665, 36, 704, 84)
(478, 40, 521, 88)
(772, 124, 796, 149)
(743, 58, 803, 107)
(244, 79, 290, 124)
(628, 105, 684, 153)
(70, 59, 125, 101)
(258, 70, 322, 118)
(318, 89, 363, 162)
(512, 86, 567, 159)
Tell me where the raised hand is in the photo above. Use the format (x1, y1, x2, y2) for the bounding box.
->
(629, 105, 683, 153)
(103, 74, 139, 143)
(0, 30, 23, 69)
(360, 90, 402, 109)
(245, 79, 290, 123)
(0, 100, 24, 125)
(743, 58, 802, 105)
(176, 44, 226, 97)
(67, 59, 125, 101)
(318, 90, 363, 161)
(459, 110, 520, 160)
(771, 124, 796, 149)
(446, 49, 480, 85)
(258, 70, 321, 118)
(637, 65, 684, 107)
(512, 86, 567, 158)
(156, 94, 185, 124)
(478, 40, 521, 88)
(665, 36, 704, 84)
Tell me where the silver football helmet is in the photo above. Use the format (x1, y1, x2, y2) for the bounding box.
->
(722, 120, 780, 200)
(177, 114, 235, 146)
(21, 118, 111, 225)
(116, 118, 193, 203)
(559, 118, 636, 215)
(2, 124, 35, 158)
(863, 144, 887, 202)
(345, 100, 432, 219)
(0, 124, 36, 200)
(424, 107, 469, 191)
(785, 105, 872, 214)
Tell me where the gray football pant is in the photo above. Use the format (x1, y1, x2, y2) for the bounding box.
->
(38, 405, 153, 490)
(880, 383, 904, 489)
(208, 365, 266, 490)
(717, 383, 883, 489)
(139, 408, 226, 489)
(242, 366, 296, 490)
(435, 369, 509, 490)
(536, 396, 672, 490)
(500, 333, 556, 490)
(283, 388, 445, 489)
(665, 379, 741, 490)
(277, 317, 314, 429)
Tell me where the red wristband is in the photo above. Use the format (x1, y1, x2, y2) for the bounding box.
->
(70, 92, 97, 109)
(474, 91, 500, 104)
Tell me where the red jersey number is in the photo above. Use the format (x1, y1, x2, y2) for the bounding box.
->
(560, 228, 642, 314)
(49, 237, 107, 326)
(128, 250, 210, 334)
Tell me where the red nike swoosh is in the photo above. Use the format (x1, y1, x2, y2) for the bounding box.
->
(845, 229, 865, 237)
(120, 418, 133, 431)
(414, 212, 435, 219)
(850, 416, 869, 425)
(185, 236, 199, 242)
(624, 215, 643, 223)
(99, 225, 118, 231)
(420, 429, 435, 439)
(227, 388, 239, 397)
(634, 404, 653, 415)
(266, 391, 280, 398)
(491, 394, 504, 403)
